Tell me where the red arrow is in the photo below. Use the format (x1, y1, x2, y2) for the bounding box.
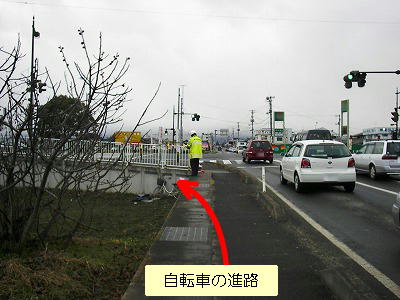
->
(176, 180, 230, 265)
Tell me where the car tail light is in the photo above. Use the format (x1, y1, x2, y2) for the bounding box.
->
(382, 154, 398, 160)
(301, 158, 311, 168)
(348, 157, 355, 168)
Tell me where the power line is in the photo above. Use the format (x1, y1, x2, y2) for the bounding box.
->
(2, 0, 400, 25)
(201, 115, 247, 124)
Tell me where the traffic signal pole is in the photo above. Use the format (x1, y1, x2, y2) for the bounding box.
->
(344, 70, 400, 89)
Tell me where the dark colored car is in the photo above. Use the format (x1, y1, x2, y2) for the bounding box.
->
(242, 140, 273, 164)
(293, 129, 332, 142)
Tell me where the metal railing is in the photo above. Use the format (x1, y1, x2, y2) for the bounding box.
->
(0, 138, 190, 169)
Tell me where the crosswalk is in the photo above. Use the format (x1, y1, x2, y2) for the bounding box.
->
(199, 159, 281, 166)
(200, 159, 242, 165)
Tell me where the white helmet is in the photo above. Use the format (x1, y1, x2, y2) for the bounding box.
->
(190, 130, 197, 135)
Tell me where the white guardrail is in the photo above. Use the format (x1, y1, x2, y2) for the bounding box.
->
(0, 139, 190, 169)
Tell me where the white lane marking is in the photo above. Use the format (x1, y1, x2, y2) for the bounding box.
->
(200, 160, 204, 163)
(223, 160, 232, 164)
(235, 160, 243, 164)
(209, 160, 217, 163)
(237, 166, 278, 169)
(356, 181, 398, 196)
(274, 159, 281, 163)
(257, 178, 400, 298)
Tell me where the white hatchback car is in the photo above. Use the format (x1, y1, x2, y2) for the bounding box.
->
(280, 140, 356, 193)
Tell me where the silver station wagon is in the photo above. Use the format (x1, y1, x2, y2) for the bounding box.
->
(353, 140, 400, 179)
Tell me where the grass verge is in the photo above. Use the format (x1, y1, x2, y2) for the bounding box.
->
(0, 192, 175, 300)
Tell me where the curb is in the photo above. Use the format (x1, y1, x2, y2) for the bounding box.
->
(204, 162, 287, 222)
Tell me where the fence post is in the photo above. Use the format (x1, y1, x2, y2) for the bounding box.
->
(262, 166, 266, 192)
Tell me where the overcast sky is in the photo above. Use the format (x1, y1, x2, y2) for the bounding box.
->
(1, 0, 400, 138)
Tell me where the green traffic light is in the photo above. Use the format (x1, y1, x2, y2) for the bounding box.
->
(347, 74, 353, 80)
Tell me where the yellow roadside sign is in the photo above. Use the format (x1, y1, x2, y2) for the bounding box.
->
(114, 131, 141, 143)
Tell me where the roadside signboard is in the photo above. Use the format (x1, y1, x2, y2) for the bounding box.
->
(274, 111, 285, 122)
(341, 99, 349, 112)
(114, 131, 141, 143)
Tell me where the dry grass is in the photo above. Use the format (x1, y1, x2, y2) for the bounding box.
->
(0, 192, 175, 299)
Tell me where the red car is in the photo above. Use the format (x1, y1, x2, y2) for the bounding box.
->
(242, 140, 274, 164)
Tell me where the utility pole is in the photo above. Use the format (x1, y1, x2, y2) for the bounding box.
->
(180, 85, 185, 142)
(177, 88, 180, 144)
(396, 88, 399, 140)
(250, 110, 255, 139)
(172, 105, 175, 145)
(232, 127, 235, 140)
(335, 114, 341, 139)
(266, 96, 275, 142)
(237, 122, 240, 140)
(29, 17, 40, 190)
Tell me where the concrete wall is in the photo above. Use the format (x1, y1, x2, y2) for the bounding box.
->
(0, 161, 189, 195)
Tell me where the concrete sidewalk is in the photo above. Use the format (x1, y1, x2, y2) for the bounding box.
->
(122, 169, 218, 300)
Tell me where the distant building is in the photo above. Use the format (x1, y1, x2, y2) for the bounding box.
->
(255, 128, 293, 144)
(351, 127, 395, 145)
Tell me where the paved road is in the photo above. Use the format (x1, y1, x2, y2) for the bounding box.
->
(204, 150, 400, 295)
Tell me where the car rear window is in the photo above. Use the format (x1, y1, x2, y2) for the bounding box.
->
(304, 144, 351, 158)
(307, 130, 332, 140)
(387, 142, 400, 155)
(251, 141, 271, 149)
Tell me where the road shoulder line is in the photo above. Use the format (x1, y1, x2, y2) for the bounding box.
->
(356, 181, 398, 196)
(257, 178, 400, 298)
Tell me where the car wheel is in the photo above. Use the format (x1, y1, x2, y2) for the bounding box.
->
(247, 158, 251, 164)
(280, 169, 287, 185)
(343, 182, 355, 193)
(269, 159, 273, 164)
(369, 165, 377, 180)
(242, 156, 246, 162)
(294, 173, 303, 193)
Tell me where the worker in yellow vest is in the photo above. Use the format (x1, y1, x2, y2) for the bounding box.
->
(187, 130, 203, 176)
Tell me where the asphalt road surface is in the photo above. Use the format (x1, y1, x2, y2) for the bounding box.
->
(203, 150, 400, 295)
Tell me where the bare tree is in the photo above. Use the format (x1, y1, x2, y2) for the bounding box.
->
(0, 30, 164, 249)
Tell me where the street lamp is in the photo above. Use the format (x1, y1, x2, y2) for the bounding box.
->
(29, 16, 40, 131)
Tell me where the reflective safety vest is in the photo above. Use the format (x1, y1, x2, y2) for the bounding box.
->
(187, 135, 203, 159)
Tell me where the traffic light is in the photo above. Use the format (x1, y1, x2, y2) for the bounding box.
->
(357, 72, 366, 87)
(392, 108, 399, 123)
(343, 70, 367, 89)
(192, 113, 200, 121)
(343, 74, 353, 89)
